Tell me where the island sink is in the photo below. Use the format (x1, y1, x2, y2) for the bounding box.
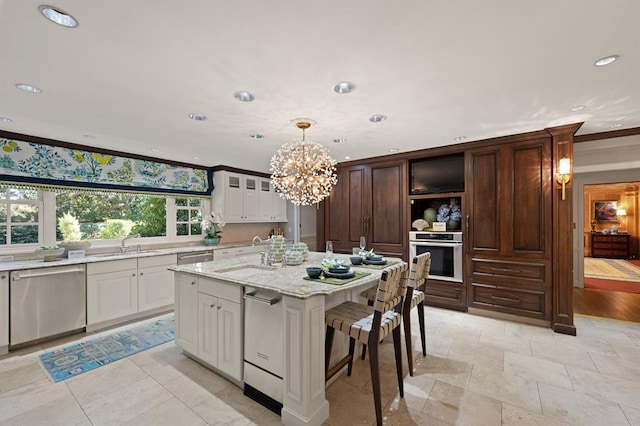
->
(215, 264, 278, 278)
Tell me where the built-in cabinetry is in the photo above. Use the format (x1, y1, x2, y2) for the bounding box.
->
(213, 244, 265, 260)
(591, 233, 630, 259)
(87, 254, 177, 327)
(325, 160, 406, 258)
(466, 138, 552, 321)
(213, 171, 287, 223)
(174, 272, 243, 383)
(0, 272, 8, 354)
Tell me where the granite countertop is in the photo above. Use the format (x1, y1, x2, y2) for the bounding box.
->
(170, 252, 391, 299)
(0, 242, 269, 272)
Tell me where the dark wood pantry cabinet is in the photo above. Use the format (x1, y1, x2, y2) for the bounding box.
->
(324, 160, 407, 258)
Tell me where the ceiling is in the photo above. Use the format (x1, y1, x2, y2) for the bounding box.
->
(1, 1, 638, 173)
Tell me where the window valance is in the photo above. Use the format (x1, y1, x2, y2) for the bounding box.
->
(0, 137, 212, 196)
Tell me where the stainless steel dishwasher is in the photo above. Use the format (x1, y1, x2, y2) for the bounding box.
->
(10, 264, 87, 346)
(177, 250, 213, 265)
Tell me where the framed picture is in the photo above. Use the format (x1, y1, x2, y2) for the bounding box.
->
(594, 200, 618, 221)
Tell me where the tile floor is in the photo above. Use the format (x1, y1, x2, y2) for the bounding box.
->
(0, 308, 638, 426)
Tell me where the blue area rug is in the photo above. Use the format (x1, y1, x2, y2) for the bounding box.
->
(39, 315, 175, 382)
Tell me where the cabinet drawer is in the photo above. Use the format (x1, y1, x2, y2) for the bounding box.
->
(138, 254, 177, 268)
(472, 259, 545, 281)
(592, 235, 628, 243)
(199, 277, 242, 302)
(235, 245, 264, 256)
(471, 283, 546, 317)
(213, 248, 236, 260)
(87, 258, 137, 275)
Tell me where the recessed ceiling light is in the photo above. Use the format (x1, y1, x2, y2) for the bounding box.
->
(82, 134, 95, 140)
(389, 148, 399, 153)
(333, 138, 346, 144)
(151, 148, 160, 152)
(16, 83, 42, 93)
(570, 105, 585, 112)
(610, 123, 623, 128)
(370, 114, 387, 123)
(189, 113, 207, 121)
(250, 134, 264, 139)
(193, 156, 200, 160)
(454, 136, 467, 142)
(594, 55, 619, 66)
(333, 81, 356, 94)
(0, 117, 13, 123)
(39, 5, 78, 28)
(234, 91, 255, 102)
(344, 156, 352, 160)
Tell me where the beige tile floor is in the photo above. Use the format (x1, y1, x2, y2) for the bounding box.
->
(0, 308, 638, 426)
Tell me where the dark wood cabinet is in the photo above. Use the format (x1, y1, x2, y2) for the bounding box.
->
(591, 233, 630, 259)
(466, 138, 552, 320)
(325, 160, 406, 258)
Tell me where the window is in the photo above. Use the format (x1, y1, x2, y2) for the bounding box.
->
(0, 188, 42, 246)
(176, 197, 203, 236)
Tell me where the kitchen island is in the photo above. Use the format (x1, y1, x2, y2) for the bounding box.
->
(170, 252, 387, 426)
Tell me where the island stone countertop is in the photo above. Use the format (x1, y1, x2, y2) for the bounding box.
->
(170, 252, 397, 299)
(0, 242, 269, 272)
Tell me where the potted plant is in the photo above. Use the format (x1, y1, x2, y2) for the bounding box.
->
(58, 212, 91, 254)
(202, 212, 225, 246)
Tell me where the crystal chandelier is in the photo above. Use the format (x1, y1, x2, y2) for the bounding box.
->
(270, 120, 338, 206)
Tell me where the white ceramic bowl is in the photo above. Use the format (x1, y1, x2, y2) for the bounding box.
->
(34, 247, 66, 262)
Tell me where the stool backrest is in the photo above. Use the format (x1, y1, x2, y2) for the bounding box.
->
(408, 252, 431, 290)
(373, 262, 408, 313)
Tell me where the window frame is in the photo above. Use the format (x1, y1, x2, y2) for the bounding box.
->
(0, 188, 43, 248)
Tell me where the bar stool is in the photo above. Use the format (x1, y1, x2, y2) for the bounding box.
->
(325, 261, 408, 426)
(360, 252, 431, 376)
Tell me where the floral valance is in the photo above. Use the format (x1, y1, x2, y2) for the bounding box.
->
(0, 138, 212, 196)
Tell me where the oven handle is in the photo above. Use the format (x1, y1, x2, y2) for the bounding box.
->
(410, 241, 462, 248)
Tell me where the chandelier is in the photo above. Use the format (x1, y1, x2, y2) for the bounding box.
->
(270, 120, 338, 206)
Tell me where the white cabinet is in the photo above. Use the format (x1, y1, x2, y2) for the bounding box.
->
(87, 254, 177, 326)
(175, 273, 243, 381)
(87, 259, 138, 324)
(0, 272, 8, 353)
(138, 254, 177, 311)
(213, 244, 264, 260)
(213, 171, 288, 223)
(175, 272, 199, 354)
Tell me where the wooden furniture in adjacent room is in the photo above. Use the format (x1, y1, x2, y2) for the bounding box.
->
(591, 233, 630, 259)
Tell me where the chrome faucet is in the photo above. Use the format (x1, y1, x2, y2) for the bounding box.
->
(121, 234, 140, 253)
(252, 236, 264, 246)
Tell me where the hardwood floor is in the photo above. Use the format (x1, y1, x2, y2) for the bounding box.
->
(573, 287, 640, 323)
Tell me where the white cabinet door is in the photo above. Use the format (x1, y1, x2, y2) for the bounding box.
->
(87, 269, 138, 324)
(175, 273, 198, 354)
(258, 179, 274, 221)
(224, 174, 244, 221)
(217, 298, 242, 381)
(138, 264, 174, 311)
(243, 176, 259, 221)
(198, 292, 219, 367)
(272, 191, 288, 222)
(0, 272, 8, 349)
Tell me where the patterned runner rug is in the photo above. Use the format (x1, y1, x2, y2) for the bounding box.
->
(39, 315, 174, 382)
(584, 258, 640, 282)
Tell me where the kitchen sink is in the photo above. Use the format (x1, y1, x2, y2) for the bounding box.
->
(215, 265, 278, 278)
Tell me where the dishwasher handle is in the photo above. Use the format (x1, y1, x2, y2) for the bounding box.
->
(12, 267, 86, 281)
(244, 291, 281, 305)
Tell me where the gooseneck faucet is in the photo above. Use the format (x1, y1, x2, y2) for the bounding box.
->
(121, 233, 140, 253)
(252, 236, 264, 246)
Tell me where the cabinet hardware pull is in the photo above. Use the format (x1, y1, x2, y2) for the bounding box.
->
(140, 272, 144, 276)
(490, 267, 520, 273)
(490, 295, 521, 304)
(132, 273, 136, 277)
(210, 304, 215, 308)
(191, 281, 196, 285)
(217, 305, 222, 310)
(466, 214, 469, 232)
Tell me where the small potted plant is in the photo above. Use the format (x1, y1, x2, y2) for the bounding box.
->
(58, 212, 91, 255)
(202, 212, 225, 246)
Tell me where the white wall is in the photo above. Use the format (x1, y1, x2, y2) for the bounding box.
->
(572, 134, 640, 287)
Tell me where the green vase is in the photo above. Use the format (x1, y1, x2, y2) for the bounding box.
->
(204, 236, 221, 246)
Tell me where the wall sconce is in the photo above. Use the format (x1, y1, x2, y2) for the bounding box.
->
(556, 157, 571, 200)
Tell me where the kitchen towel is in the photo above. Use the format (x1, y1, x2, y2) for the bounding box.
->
(39, 315, 174, 382)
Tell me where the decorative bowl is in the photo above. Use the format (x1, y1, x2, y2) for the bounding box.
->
(328, 265, 350, 274)
(35, 247, 66, 262)
(349, 256, 363, 265)
(306, 267, 322, 279)
(367, 254, 383, 261)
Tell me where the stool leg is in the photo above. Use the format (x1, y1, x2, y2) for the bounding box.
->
(368, 337, 383, 426)
(392, 324, 404, 398)
(417, 302, 426, 356)
(347, 338, 356, 376)
(361, 343, 367, 360)
(325, 325, 335, 379)
(403, 308, 414, 376)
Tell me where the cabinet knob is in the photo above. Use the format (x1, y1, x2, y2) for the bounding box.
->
(217, 304, 222, 310)
(1, 275, 6, 279)
(210, 303, 215, 308)
(140, 272, 144, 276)
(191, 281, 196, 285)
(132, 273, 136, 277)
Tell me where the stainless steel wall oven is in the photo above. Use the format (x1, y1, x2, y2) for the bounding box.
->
(409, 231, 463, 283)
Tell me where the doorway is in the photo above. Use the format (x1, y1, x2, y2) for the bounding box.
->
(574, 176, 640, 322)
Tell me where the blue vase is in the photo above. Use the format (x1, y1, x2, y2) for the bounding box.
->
(204, 236, 221, 246)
